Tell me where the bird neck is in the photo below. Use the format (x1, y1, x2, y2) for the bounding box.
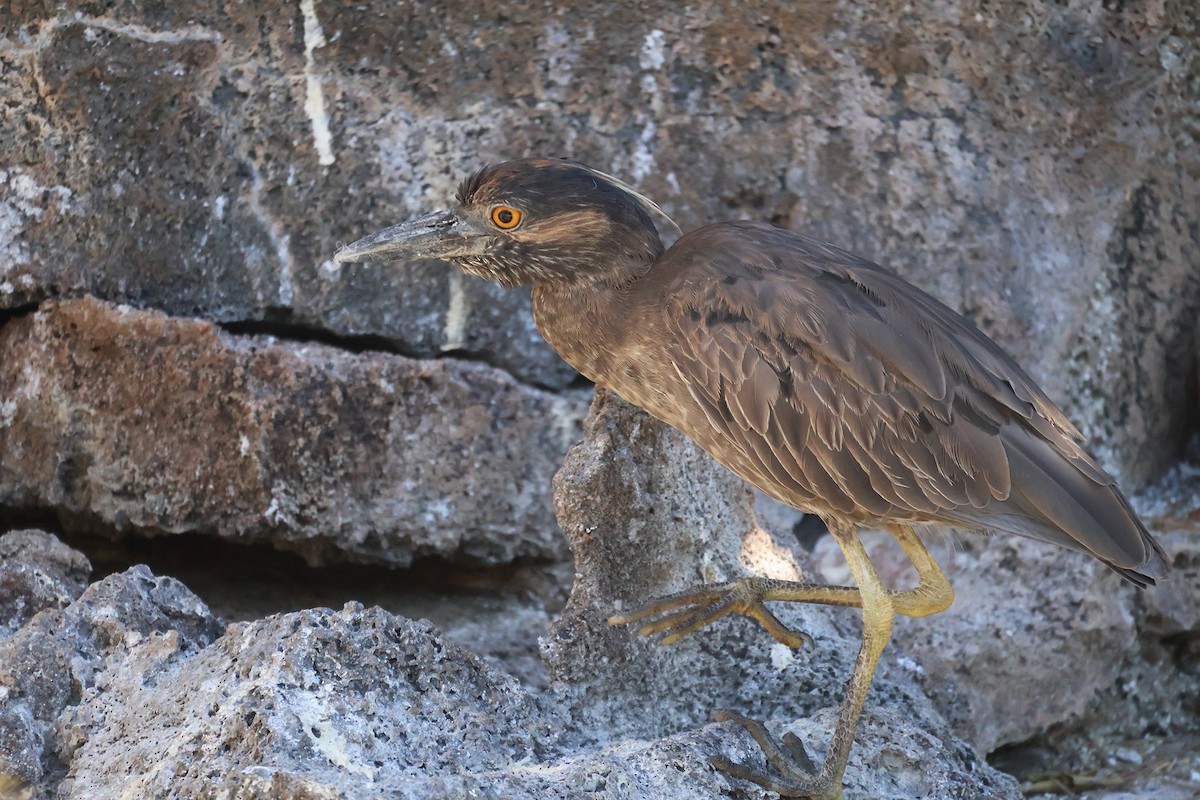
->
(574, 226, 663, 288)
(531, 276, 636, 386)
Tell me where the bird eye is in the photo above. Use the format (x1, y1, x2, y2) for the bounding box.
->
(490, 205, 523, 230)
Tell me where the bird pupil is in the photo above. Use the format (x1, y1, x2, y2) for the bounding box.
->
(498, 209, 512, 224)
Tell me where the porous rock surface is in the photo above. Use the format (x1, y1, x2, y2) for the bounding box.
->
(813, 495, 1200, 797)
(0, 565, 224, 793)
(1, 0, 1197, 483)
(0, 297, 583, 566)
(0, 397, 1024, 799)
(0, 1, 1197, 798)
(882, 535, 1141, 755)
(542, 392, 1022, 799)
(0, 399, 1194, 799)
(916, 528, 1198, 758)
(0, 529, 90, 641)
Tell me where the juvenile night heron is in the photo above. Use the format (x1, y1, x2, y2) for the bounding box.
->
(335, 158, 1169, 799)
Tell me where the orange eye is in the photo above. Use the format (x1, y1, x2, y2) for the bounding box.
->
(490, 205, 523, 230)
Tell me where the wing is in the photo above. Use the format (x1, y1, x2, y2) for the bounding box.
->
(654, 222, 1167, 580)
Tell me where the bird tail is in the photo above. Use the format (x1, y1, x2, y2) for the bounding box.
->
(953, 423, 1170, 587)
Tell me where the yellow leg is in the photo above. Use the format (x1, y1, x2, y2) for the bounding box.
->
(608, 523, 952, 645)
(886, 524, 954, 618)
(609, 520, 945, 798)
(710, 518, 895, 798)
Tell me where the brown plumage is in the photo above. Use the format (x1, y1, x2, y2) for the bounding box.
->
(335, 158, 1168, 799)
(622, 222, 1165, 583)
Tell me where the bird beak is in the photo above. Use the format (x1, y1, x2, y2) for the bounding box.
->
(334, 209, 487, 264)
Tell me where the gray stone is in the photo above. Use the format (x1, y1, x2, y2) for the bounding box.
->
(542, 391, 847, 741)
(0, 6, 1195, 794)
(0, 9, 573, 389)
(891, 535, 1140, 754)
(542, 392, 1021, 797)
(0, 530, 91, 641)
(0, 393, 1025, 800)
(1085, 783, 1200, 800)
(55, 605, 555, 799)
(2, 1, 1197, 477)
(810, 486, 1200, 790)
(1012, 517, 1200, 799)
(5, 398, 1190, 800)
(45, 599, 1016, 800)
(0, 297, 586, 566)
(0, 565, 223, 793)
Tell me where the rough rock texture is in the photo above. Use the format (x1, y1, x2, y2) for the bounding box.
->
(1011, 518, 1200, 800)
(2, 0, 1197, 483)
(0, 565, 224, 792)
(1, 2, 1198, 798)
(1, 407, 1194, 799)
(0, 297, 584, 566)
(5, 591, 1015, 800)
(0, 6, 575, 389)
(0, 396, 1023, 800)
(55, 605, 556, 799)
(812, 503, 1200, 796)
(886, 535, 1141, 755)
(0, 529, 90, 641)
(542, 393, 1021, 798)
(543, 390, 838, 741)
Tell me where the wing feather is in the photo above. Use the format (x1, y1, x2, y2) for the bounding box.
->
(647, 222, 1161, 585)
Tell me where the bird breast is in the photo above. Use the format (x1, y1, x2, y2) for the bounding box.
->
(532, 282, 683, 417)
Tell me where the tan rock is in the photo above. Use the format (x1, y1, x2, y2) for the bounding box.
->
(0, 297, 585, 565)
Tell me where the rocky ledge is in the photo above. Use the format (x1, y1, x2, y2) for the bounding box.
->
(1, 395, 1197, 799)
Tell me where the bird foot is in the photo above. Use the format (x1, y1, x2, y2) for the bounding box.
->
(712, 710, 841, 799)
(607, 577, 813, 648)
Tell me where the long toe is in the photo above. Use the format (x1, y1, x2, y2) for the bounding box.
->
(610, 578, 815, 645)
(630, 595, 730, 637)
(742, 603, 813, 649)
(781, 732, 817, 773)
(607, 586, 726, 626)
(713, 710, 841, 800)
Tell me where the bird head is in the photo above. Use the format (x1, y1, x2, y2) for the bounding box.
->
(335, 158, 676, 287)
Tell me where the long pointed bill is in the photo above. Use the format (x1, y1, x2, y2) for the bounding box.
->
(334, 209, 483, 264)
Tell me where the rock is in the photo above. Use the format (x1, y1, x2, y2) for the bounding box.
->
(42, 600, 1015, 800)
(0, 563, 1017, 800)
(0, 565, 223, 792)
(0, 10, 573, 389)
(0, 530, 91, 641)
(5, 399, 1187, 800)
(818, 531, 1142, 753)
(55, 605, 554, 799)
(0, 297, 586, 566)
(2, 1, 1196, 478)
(891, 535, 1140, 754)
(1083, 782, 1200, 800)
(1, 4, 1196, 794)
(542, 391, 839, 741)
(812, 494, 1200, 790)
(0, 393, 1024, 799)
(998, 517, 1200, 798)
(542, 392, 1021, 797)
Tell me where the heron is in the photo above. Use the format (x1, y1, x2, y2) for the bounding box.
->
(335, 157, 1168, 799)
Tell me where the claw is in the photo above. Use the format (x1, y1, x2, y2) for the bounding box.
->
(713, 709, 838, 799)
(608, 587, 723, 626)
(609, 578, 814, 649)
(782, 731, 817, 773)
(748, 604, 813, 649)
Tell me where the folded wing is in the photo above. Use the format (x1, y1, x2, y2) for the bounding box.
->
(657, 222, 1168, 584)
